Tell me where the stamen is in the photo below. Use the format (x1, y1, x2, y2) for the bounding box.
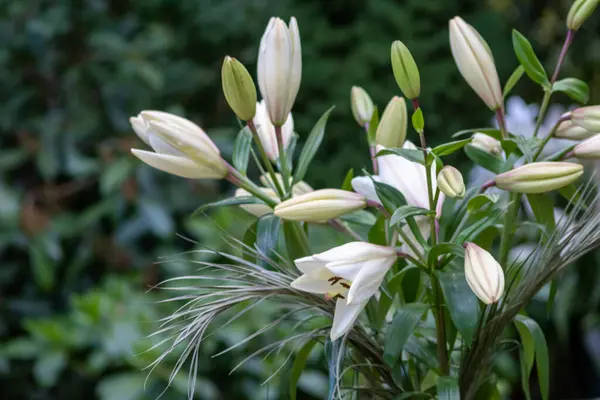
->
(332, 294, 346, 300)
(340, 282, 350, 289)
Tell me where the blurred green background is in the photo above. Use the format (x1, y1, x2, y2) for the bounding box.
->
(2, 0, 600, 399)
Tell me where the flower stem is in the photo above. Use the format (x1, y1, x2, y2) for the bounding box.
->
(275, 125, 292, 196)
(532, 89, 552, 138)
(369, 146, 379, 174)
(495, 108, 507, 139)
(224, 162, 277, 207)
(551, 29, 575, 84)
(328, 219, 363, 241)
(246, 119, 285, 197)
(532, 113, 572, 161)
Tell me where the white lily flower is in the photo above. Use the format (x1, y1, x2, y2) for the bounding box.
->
(291, 242, 397, 340)
(253, 100, 294, 161)
(130, 111, 227, 179)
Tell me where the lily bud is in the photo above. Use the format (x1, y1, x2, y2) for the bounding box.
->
(567, 0, 599, 31)
(573, 134, 600, 159)
(495, 162, 583, 194)
(235, 188, 278, 217)
(376, 96, 407, 148)
(390, 41, 421, 99)
(554, 119, 596, 140)
(351, 86, 374, 127)
(130, 111, 227, 179)
(464, 243, 504, 304)
(257, 17, 302, 126)
(471, 133, 503, 156)
(572, 106, 600, 132)
(221, 56, 257, 121)
(253, 101, 294, 161)
(274, 189, 367, 222)
(437, 166, 465, 199)
(449, 17, 503, 110)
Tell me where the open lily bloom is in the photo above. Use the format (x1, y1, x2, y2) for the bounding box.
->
(290, 242, 397, 340)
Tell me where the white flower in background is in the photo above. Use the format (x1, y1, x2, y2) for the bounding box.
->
(469, 96, 575, 187)
(253, 100, 294, 161)
(464, 243, 505, 304)
(130, 111, 228, 179)
(257, 17, 302, 126)
(291, 242, 397, 340)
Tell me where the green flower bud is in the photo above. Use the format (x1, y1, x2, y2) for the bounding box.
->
(567, 0, 599, 31)
(495, 162, 583, 194)
(376, 96, 407, 148)
(391, 41, 421, 99)
(437, 166, 465, 199)
(573, 134, 600, 158)
(351, 86, 374, 127)
(221, 56, 257, 121)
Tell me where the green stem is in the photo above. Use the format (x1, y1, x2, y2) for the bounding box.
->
(285, 221, 310, 258)
(246, 119, 285, 197)
(224, 162, 277, 207)
(532, 113, 571, 161)
(499, 192, 519, 267)
(533, 89, 552, 138)
(275, 125, 292, 196)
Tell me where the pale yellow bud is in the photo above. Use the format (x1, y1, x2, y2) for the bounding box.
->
(572, 105, 600, 132)
(449, 17, 503, 110)
(567, 0, 599, 31)
(390, 40, 421, 99)
(495, 162, 583, 194)
(554, 119, 596, 140)
(376, 96, 407, 148)
(351, 86, 374, 127)
(471, 133, 503, 156)
(221, 56, 257, 121)
(274, 189, 367, 222)
(573, 134, 600, 159)
(464, 243, 504, 304)
(437, 166, 465, 199)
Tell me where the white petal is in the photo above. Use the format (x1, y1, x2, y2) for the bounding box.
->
(291, 271, 334, 294)
(316, 242, 395, 264)
(330, 299, 366, 341)
(130, 116, 150, 145)
(326, 261, 365, 281)
(294, 256, 327, 274)
(131, 149, 220, 179)
(148, 132, 186, 157)
(351, 176, 380, 202)
(346, 258, 394, 304)
(377, 148, 429, 208)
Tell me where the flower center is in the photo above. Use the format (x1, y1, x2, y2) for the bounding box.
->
(325, 276, 351, 301)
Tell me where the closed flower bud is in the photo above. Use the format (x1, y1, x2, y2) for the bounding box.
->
(235, 188, 278, 217)
(221, 56, 257, 121)
(253, 101, 294, 161)
(437, 166, 465, 199)
(257, 17, 302, 126)
(464, 243, 504, 304)
(274, 189, 367, 222)
(567, 0, 599, 31)
(554, 119, 595, 140)
(572, 106, 600, 132)
(471, 132, 503, 156)
(376, 96, 407, 148)
(130, 111, 227, 179)
(573, 134, 600, 159)
(390, 41, 421, 99)
(351, 86, 374, 127)
(449, 17, 503, 110)
(495, 162, 583, 194)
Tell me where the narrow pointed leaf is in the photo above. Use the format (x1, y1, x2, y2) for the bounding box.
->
(452, 128, 503, 140)
(341, 168, 354, 191)
(428, 243, 465, 268)
(512, 30, 549, 87)
(390, 205, 434, 227)
(383, 303, 429, 366)
(514, 315, 549, 400)
(376, 147, 425, 163)
(289, 340, 317, 400)
(552, 77, 589, 104)
(464, 144, 507, 174)
(432, 138, 472, 157)
(503, 65, 525, 97)
(437, 270, 479, 346)
(233, 126, 252, 174)
(193, 196, 265, 215)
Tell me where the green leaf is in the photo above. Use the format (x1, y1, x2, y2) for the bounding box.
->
(290, 340, 317, 400)
(390, 205, 434, 227)
(100, 158, 133, 195)
(294, 106, 335, 183)
(456, 207, 504, 244)
(394, 392, 432, 399)
(544, 144, 576, 162)
(437, 376, 460, 400)
(432, 138, 472, 157)
(232, 126, 252, 174)
(412, 108, 424, 133)
(526, 194, 555, 238)
(242, 220, 258, 262)
(464, 144, 506, 174)
(283, 221, 310, 260)
(514, 315, 550, 400)
(501, 138, 521, 157)
(512, 30, 549, 87)
(437, 270, 480, 346)
(467, 193, 499, 213)
(368, 215, 387, 246)
(256, 214, 280, 261)
(340, 210, 377, 226)
(193, 196, 266, 215)
(341, 168, 354, 191)
(452, 128, 503, 140)
(376, 147, 424, 163)
(384, 303, 429, 366)
(373, 181, 407, 214)
(504, 65, 526, 97)
(552, 77, 589, 104)
(428, 243, 465, 268)
(557, 183, 583, 206)
(367, 106, 379, 145)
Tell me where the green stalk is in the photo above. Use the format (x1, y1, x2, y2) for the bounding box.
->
(246, 119, 285, 197)
(275, 125, 292, 196)
(225, 163, 278, 207)
(532, 90, 551, 138)
(499, 192, 519, 267)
